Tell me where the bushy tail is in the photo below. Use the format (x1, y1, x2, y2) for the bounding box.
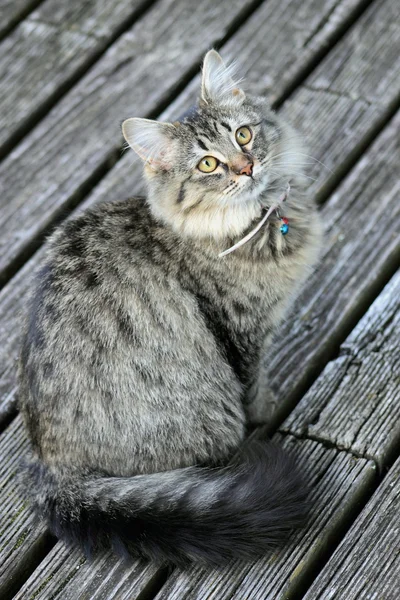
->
(22, 441, 308, 566)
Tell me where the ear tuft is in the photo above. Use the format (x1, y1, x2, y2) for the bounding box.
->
(122, 118, 176, 170)
(201, 50, 245, 106)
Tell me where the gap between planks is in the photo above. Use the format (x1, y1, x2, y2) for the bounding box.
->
(0, 0, 380, 290)
(0, 0, 44, 42)
(2, 0, 397, 432)
(0, 0, 159, 162)
(0, 0, 273, 164)
(0, 1, 398, 596)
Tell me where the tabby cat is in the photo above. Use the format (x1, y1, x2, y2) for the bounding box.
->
(19, 50, 321, 565)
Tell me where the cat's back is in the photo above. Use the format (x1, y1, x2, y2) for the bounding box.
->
(19, 197, 197, 377)
(18, 197, 243, 471)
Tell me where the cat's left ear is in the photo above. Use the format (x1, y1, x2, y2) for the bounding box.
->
(122, 117, 177, 170)
(201, 50, 245, 106)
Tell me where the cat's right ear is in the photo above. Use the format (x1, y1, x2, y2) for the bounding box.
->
(122, 118, 177, 170)
(201, 49, 245, 107)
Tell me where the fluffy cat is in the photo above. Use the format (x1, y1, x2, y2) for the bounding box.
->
(19, 50, 321, 566)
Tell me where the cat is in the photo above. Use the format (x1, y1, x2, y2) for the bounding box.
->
(18, 50, 322, 566)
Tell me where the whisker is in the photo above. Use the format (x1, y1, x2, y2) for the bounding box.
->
(270, 161, 316, 168)
(266, 166, 318, 183)
(269, 152, 333, 173)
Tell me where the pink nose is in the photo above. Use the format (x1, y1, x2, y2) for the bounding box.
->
(232, 158, 254, 176)
(240, 161, 253, 176)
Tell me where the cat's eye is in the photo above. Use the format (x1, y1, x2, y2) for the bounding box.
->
(198, 156, 218, 173)
(235, 126, 252, 146)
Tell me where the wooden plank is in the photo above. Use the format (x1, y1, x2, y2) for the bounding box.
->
(265, 109, 400, 425)
(152, 278, 400, 598)
(303, 455, 400, 600)
(0, 2, 396, 596)
(8, 433, 377, 600)
(0, 0, 376, 426)
(13, 543, 165, 600)
(0, 0, 375, 284)
(0, 0, 42, 41)
(282, 272, 400, 469)
(0, 418, 163, 600)
(0, 0, 151, 157)
(0, 416, 52, 599)
(153, 435, 376, 600)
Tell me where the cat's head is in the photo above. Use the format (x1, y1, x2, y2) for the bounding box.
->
(123, 50, 305, 241)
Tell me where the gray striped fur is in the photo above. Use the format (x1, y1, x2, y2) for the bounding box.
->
(18, 50, 321, 565)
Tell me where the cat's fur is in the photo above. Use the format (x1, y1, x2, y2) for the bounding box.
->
(19, 50, 321, 566)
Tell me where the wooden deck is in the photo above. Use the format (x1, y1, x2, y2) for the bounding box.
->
(0, 0, 399, 597)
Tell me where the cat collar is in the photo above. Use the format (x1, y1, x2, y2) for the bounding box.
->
(218, 182, 290, 258)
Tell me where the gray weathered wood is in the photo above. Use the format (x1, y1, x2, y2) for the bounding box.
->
(303, 455, 400, 600)
(265, 109, 400, 425)
(0, 0, 381, 426)
(0, 0, 262, 284)
(0, 416, 162, 600)
(281, 0, 400, 201)
(282, 272, 400, 469)
(0, 416, 52, 599)
(0, 0, 42, 40)
(0, 0, 150, 156)
(2, 106, 398, 432)
(13, 542, 165, 600)
(0, 0, 399, 596)
(0, 0, 378, 284)
(8, 432, 377, 600)
(154, 435, 376, 600)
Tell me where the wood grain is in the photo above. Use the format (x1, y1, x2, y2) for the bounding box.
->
(0, 0, 377, 284)
(13, 542, 165, 600)
(154, 435, 376, 600)
(0, 0, 150, 156)
(303, 455, 400, 600)
(0, 0, 42, 41)
(0, 0, 399, 596)
(0, 416, 52, 599)
(0, 0, 380, 427)
(282, 271, 400, 469)
(265, 109, 400, 425)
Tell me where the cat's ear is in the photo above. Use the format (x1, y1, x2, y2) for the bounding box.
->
(201, 50, 245, 106)
(122, 118, 177, 170)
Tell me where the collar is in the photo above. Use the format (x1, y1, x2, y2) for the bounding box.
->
(218, 182, 290, 258)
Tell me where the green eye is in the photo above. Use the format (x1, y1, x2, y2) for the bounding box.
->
(198, 156, 218, 173)
(235, 126, 252, 146)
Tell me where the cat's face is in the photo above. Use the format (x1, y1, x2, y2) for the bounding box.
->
(123, 50, 304, 241)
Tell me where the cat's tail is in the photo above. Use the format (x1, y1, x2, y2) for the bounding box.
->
(21, 441, 308, 566)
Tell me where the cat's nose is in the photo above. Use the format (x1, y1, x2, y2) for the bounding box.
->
(240, 161, 253, 176)
(232, 157, 253, 176)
